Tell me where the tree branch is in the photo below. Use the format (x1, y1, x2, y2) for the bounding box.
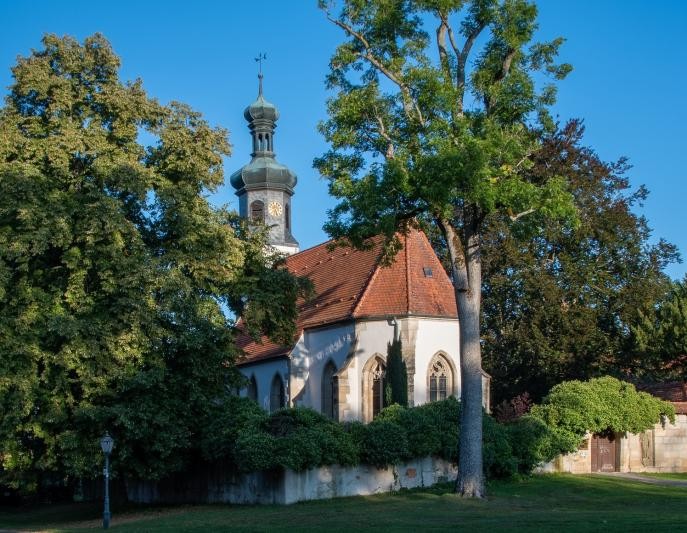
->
(327, 14, 424, 125)
(455, 21, 487, 116)
(437, 216, 469, 293)
(507, 208, 535, 222)
(372, 105, 395, 159)
(496, 48, 517, 83)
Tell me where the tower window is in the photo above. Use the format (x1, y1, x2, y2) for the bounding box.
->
(250, 200, 265, 222)
(285, 203, 290, 231)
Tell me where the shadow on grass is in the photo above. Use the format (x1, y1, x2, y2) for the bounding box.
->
(2, 475, 686, 532)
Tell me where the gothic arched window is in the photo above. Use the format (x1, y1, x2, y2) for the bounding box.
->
(270, 374, 285, 413)
(363, 355, 386, 421)
(322, 361, 338, 420)
(428, 353, 453, 402)
(247, 375, 258, 403)
(372, 359, 386, 417)
(250, 200, 265, 222)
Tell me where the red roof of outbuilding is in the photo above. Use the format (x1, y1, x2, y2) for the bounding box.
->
(237, 229, 457, 365)
(638, 382, 687, 415)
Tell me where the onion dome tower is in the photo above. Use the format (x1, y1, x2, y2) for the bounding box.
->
(230, 74, 299, 255)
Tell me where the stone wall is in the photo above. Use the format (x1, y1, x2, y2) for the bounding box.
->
(126, 456, 457, 505)
(537, 435, 592, 474)
(621, 413, 687, 472)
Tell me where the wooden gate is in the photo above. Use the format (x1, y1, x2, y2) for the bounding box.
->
(591, 434, 617, 472)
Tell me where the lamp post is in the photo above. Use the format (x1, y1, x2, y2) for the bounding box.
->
(100, 432, 114, 530)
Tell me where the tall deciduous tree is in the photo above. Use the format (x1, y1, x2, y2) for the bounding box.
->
(481, 120, 678, 402)
(0, 34, 306, 493)
(317, 0, 574, 496)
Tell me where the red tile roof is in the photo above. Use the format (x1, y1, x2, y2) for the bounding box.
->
(237, 229, 458, 365)
(638, 382, 687, 402)
(638, 382, 687, 415)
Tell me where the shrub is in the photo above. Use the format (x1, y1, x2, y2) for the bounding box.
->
(506, 415, 556, 474)
(360, 420, 409, 468)
(483, 414, 517, 479)
(209, 397, 524, 478)
(416, 397, 461, 461)
(528, 376, 676, 457)
(494, 392, 533, 423)
(377, 404, 441, 459)
(199, 396, 268, 462)
(235, 407, 359, 472)
(233, 429, 278, 471)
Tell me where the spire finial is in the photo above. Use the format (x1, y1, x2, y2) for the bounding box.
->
(255, 53, 267, 96)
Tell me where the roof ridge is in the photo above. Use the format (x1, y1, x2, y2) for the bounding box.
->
(286, 237, 337, 260)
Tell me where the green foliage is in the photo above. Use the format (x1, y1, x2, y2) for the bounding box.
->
(384, 339, 408, 407)
(360, 420, 410, 468)
(215, 398, 520, 479)
(480, 121, 678, 403)
(231, 407, 359, 472)
(0, 34, 307, 492)
(482, 414, 516, 479)
(317, 0, 576, 251)
(505, 416, 556, 474)
(628, 277, 687, 379)
(199, 396, 268, 462)
(528, 377, 675, 455)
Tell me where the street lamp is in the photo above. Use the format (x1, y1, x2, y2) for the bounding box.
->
(100, 432, 114, 530)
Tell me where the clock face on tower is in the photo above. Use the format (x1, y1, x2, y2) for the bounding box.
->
(268, 201, 283, 217)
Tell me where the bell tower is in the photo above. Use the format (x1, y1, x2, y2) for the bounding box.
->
(230, 74, 299, 255)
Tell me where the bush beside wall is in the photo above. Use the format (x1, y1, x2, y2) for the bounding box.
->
(197, 377, 673, 481)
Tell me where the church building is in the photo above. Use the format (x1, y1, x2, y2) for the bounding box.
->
(231, 78, 490, 422)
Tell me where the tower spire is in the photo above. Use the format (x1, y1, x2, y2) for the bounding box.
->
(229, 69, 299, 255)
(255, 52, 266, 97)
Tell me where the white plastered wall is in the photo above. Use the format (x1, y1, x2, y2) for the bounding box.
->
(289, 323, 355, 412)
(239, 358, 288, 412)
(238, 315, 492, 421)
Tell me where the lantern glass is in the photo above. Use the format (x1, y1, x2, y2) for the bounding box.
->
(100, 433, 114, 454)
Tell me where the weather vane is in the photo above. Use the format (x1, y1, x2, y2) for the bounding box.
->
(255, 53, 267, 76)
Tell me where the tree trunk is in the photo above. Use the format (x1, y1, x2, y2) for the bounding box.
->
(455, 284, 484, 497)
(441, 218, 484, 498)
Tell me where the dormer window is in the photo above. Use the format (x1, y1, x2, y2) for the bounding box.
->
(423, 267, 433, 277)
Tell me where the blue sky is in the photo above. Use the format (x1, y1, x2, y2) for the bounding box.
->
(1, 1, 686, 279)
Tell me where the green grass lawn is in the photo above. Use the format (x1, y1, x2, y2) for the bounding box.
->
(637, 472, 687, 481)
(2, 474, 686, 532)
